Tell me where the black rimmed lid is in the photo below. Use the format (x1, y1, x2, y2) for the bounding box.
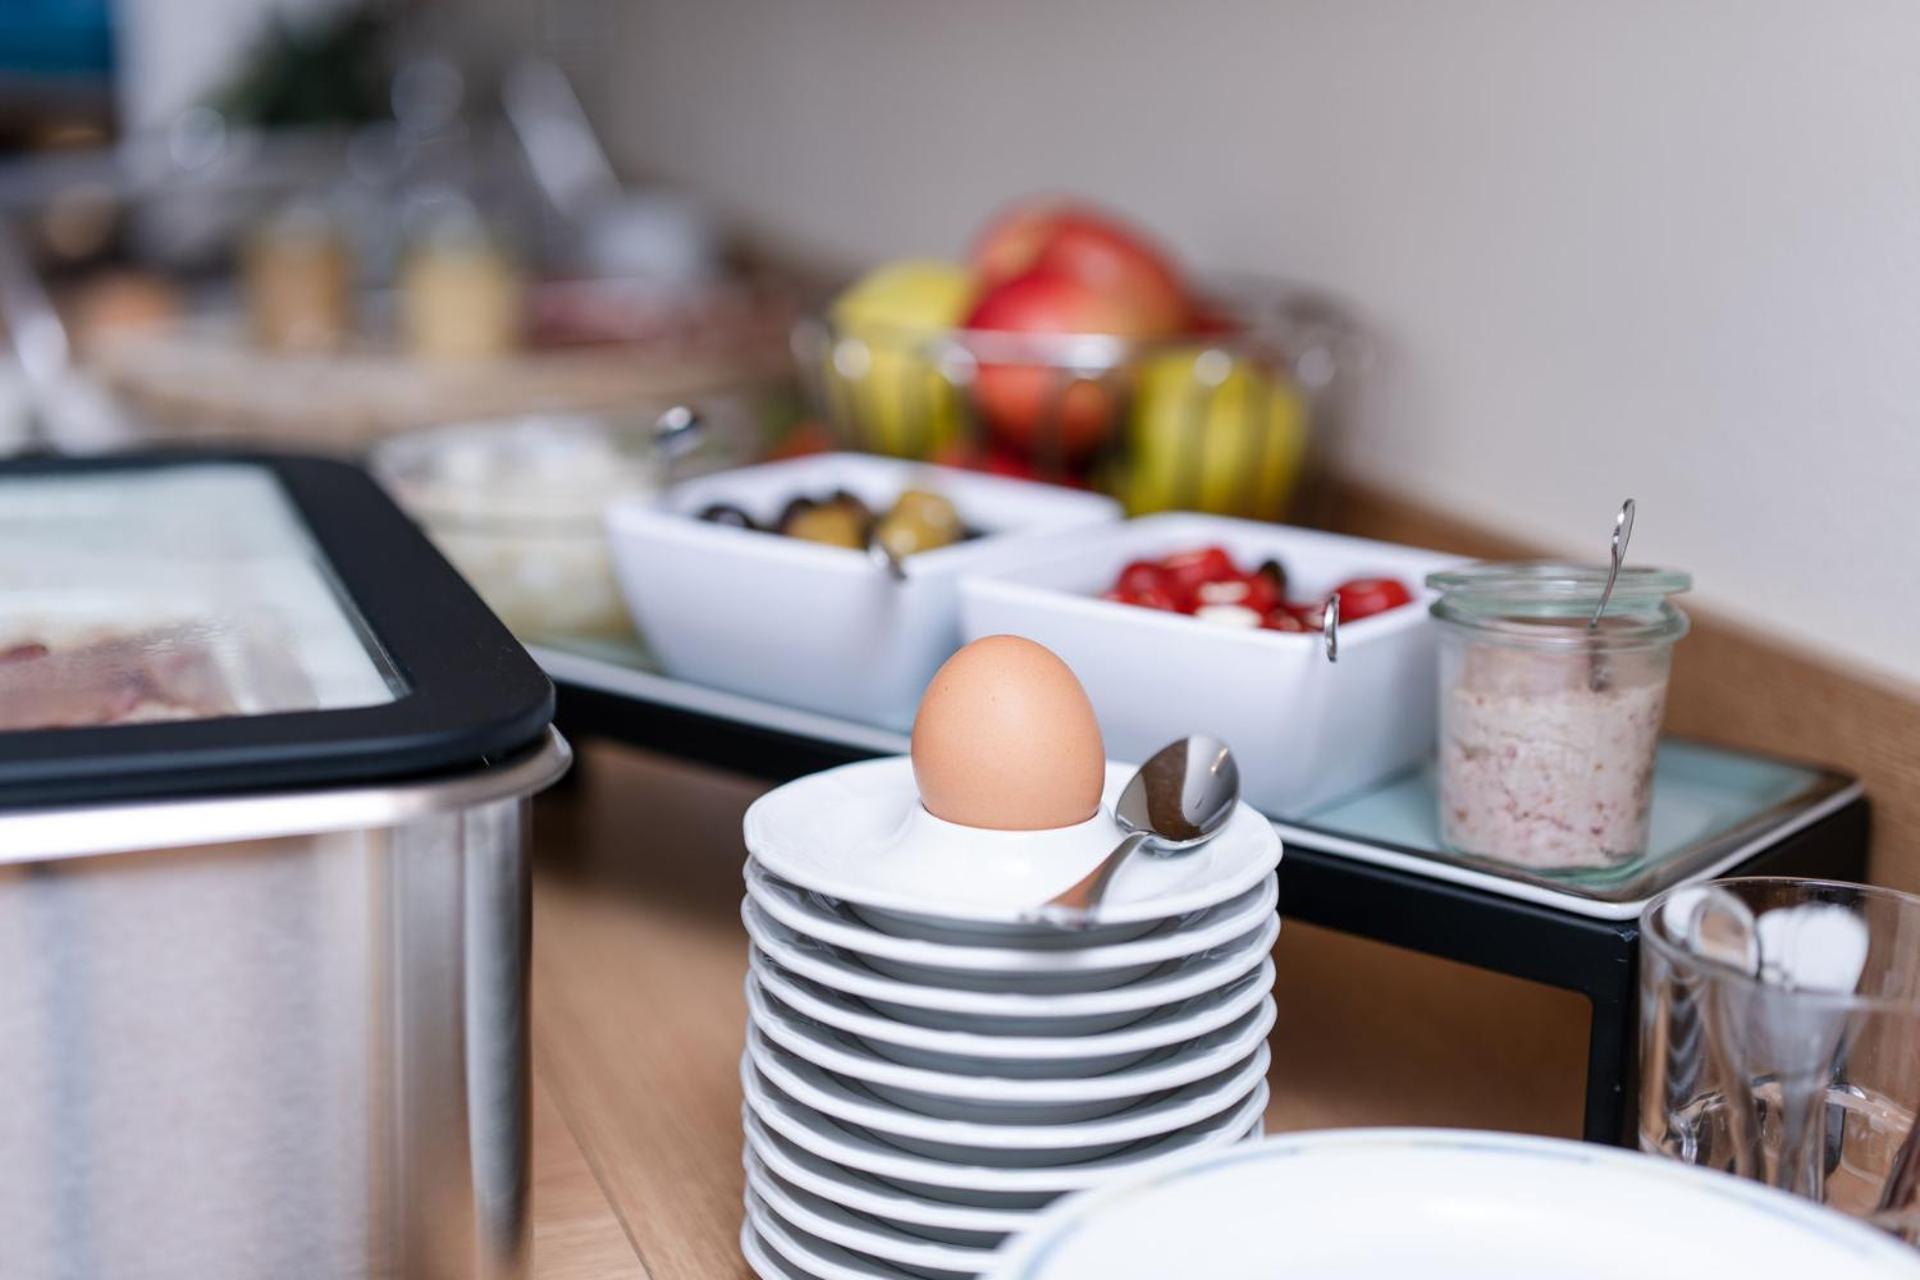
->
(0, 451, 554, 809)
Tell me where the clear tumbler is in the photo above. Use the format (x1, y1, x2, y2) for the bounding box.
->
(1641, 878, 1920, 1242)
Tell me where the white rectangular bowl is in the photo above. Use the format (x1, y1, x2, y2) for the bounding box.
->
(957, 512, 1466, 816)
(606, 454, 1121, 730)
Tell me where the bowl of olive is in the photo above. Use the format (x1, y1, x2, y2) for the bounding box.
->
(605, 453, 1119, 730)
(696, 485, 979, 570)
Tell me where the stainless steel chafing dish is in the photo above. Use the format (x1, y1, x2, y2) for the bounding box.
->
(0, 453, 567, 1280)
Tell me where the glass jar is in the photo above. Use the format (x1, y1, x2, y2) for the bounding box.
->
(1426, 561, 1691, 870)
(370, 413, 659, 646)
(244, 203, 355, 354)
(398, 218, 525, 361)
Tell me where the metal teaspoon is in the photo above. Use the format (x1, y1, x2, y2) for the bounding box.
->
(1031, 735, 1240, 927)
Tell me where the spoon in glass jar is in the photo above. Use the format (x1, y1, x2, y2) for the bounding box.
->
(1588, 498, 1635, 690)
(1590, 499, 1637, 628)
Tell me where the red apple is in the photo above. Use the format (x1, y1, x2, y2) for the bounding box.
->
(970, 200, 1190, 333)
(963, 270, 1167, 460)
(1187, 300, 1241, 336)
(765, 419, 836, 460)
(971, 200, 1075, 290)
(930, 441, 1092, 488)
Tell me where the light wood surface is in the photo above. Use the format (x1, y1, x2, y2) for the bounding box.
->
(527, 480, 1920, 1278)
(527, 743, 1586, 1280)
(532, 1073, 650, 1280)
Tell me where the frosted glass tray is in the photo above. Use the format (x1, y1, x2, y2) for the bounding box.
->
(536, 644, 1860, 920)
(1273, 742, 1860, 918)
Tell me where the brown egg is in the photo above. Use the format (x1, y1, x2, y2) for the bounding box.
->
(911, 635, 1106, 830)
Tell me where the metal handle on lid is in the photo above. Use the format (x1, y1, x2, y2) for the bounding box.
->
(1323, 592, 1340, 664)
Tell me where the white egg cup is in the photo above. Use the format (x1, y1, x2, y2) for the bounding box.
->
(743, 758, 1282, 941)
(862, 799, 1118, 919)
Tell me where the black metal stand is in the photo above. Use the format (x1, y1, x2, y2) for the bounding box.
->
(1272, 802, 1869, 1143)
(552, 678, 1871, 1146)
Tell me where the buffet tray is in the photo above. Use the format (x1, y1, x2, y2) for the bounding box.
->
(1278, 749, 1860, 921)
(532, 642, 1857, 921)
(533, 640, 1868, 1146)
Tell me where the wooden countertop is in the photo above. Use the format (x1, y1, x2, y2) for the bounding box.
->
(528, 742, 1593, 1279)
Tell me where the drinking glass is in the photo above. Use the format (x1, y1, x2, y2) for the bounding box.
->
(1641, 878, 1920, 1242)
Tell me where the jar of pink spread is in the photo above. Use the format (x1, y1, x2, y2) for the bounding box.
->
(1426, 562, 1691, 870)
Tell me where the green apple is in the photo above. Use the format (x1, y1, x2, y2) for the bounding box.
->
(827, 260, 973, 459)
(1121, 348, 1307, 517)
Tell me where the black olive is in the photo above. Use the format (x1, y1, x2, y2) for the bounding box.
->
(776, 496, 818, 531)
(1256, 557, 1289, 596)
(698, 503, 759, 531)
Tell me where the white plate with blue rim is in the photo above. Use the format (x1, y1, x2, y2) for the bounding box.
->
(746, 1024, 1270, 1165)
(743, 900, 1279, 1036)
(744, 1189, 931, 1280)
(747, 973, 1276, 1124)
(750, 950, 1276, 1078)
(745, 1105, 1029, 1244)
(746, 859, 1278, 992)
(740, 1055, 1268, 1205)
(983, 1129, 1920, 1280)
(746, 1150, 999, 1276)
(735, 1120, 1275, 1280)
(741, 1219, 814, 1280)
(743, 758, 1281, 937)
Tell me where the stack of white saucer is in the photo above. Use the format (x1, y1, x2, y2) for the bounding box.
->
(737, 757, 1282, 1280)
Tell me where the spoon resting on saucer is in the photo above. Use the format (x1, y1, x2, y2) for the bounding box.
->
(1031, 735, 1239, 928)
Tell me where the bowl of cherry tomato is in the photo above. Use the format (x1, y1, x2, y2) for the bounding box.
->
(956, 512, 1464, 815)
(1103, 545, 1416, 635)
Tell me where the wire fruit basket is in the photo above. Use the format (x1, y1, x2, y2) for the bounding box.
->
(791, 275, 1356, 521)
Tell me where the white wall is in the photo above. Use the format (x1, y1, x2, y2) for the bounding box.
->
(575, 0, 1920, 686)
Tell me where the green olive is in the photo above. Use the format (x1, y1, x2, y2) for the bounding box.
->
(887, 489, 961, 538)
(784, 503, 868, 549)
(877, 490, 962, 558)
(873, 512, 939, 559)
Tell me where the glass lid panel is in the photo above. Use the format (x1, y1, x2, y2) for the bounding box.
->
(0, 462, 402, 731)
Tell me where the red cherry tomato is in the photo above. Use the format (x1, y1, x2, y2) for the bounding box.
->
(1116, 560, 1170, 598)
(1106, 582, 1179, 612)
(1195, 572, 1280, 615)
(1263, 609, 1310, 633)
(1331, 577, 1413, 623)
(1192, 576, 1248, 606)
(1127, 585, 1180, 612)
(1239, 572, 1279, 616)
(1158, 546, 1237, 610)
